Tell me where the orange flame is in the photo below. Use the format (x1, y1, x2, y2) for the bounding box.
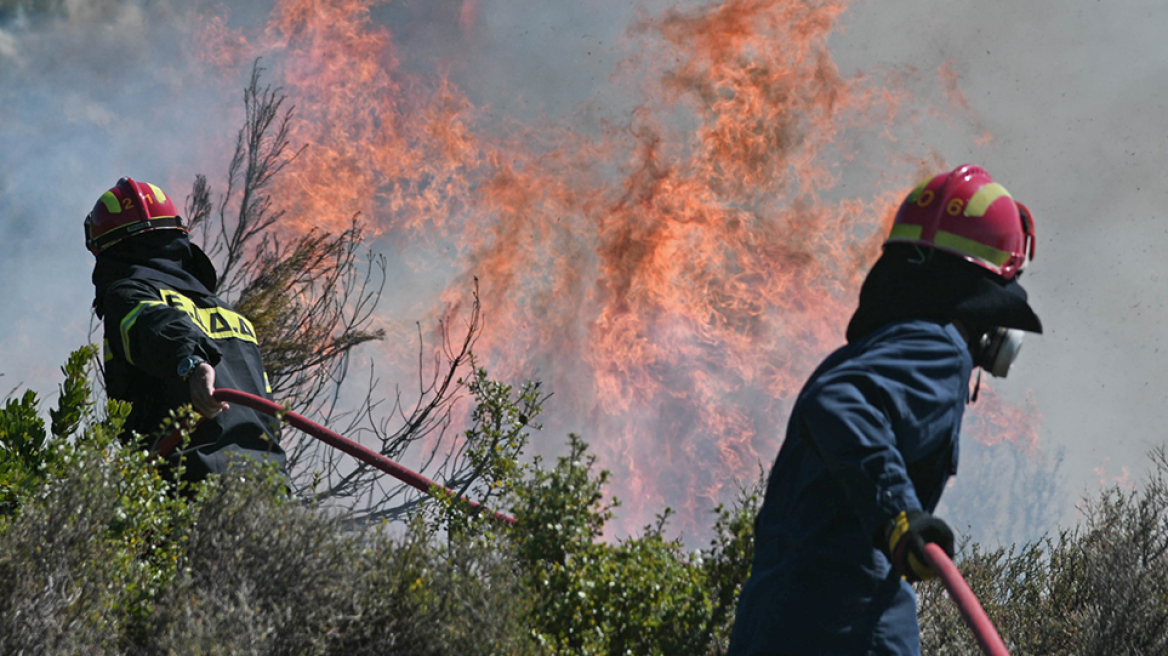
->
(193, 0, 1043, 536)
(963, 383, 1041, 454)
(938, 59, 993, 146)
(460, 0, 479, 35)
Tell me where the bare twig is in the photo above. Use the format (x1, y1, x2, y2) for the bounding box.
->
(186, 60, 495, 524)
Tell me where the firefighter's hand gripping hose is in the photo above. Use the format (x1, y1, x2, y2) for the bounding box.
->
(882, 510, 1009, 654)
(922, 542, 1012, 656)
(884, 509, 956, 583)
(153, 388, 517, 525)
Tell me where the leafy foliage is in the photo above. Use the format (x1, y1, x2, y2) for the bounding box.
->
(443, 364, 546, 517)
(0, 347, 189, 654)
(0, 389, 47, 512)
(0, 344, 99, 512)
(1, 348, 764, 654)
(1, 349, 541, 654)
(13, 347, 1168, 654)
(920, 446, 1168, 656)
(506, 434, 761, 655)
(139, 460, 540, 656)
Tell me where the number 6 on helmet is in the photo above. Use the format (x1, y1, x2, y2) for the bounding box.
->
(886, 164, 1035, 281)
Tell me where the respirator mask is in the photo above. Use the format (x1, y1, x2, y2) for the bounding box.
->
(975, 326, 1024, 378)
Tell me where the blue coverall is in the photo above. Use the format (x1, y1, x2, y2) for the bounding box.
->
(728, 319, 973, 656)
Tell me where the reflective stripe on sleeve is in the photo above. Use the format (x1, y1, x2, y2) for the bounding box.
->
(158, 289, 259, 345)
(119, 300, 167, 366)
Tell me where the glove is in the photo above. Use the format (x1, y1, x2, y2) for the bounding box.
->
(882, 509, 954, 582)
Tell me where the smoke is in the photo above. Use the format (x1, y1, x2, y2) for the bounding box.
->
(0, 2, 231, 392)
(830, 0, 1168, 543)
(3, 0, 1161, 546)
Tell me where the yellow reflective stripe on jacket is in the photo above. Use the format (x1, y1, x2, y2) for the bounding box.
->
(118, 289, 259, 365)
(120, 300, 166, 366)
(888, 510, 911, 554)
(157, 289, 259, 344)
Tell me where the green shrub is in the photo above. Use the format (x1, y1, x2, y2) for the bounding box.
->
(509, 434, 760, 655)
(920, 446, 1168, 655)
(138, 457, 540, 656)
(0, 347, 191, 653)
(0, 349, 543, 654)
(0, 345, 97, 512)
(27, 345, 1168, 655)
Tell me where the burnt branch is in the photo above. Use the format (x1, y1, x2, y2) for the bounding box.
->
(184, 174, 212, 237)
(208, 59, 304, 295)
(186, 62, 493, 524)
(299, 283, 486, 524)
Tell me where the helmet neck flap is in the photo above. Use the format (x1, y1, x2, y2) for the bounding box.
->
(846, 243, 1042, 347)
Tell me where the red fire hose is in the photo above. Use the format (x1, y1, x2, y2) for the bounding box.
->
(923, 542, 1011, 656)
(153, 388, 516, 525)
(149, 393, 1004, 652)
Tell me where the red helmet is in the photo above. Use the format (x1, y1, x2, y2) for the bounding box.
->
(885, 164, 1035, 280)
(84, 177, 185, 255)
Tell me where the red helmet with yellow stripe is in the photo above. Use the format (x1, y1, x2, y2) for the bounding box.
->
(886, 164, 1035, 280)
(84, 177, 186, 255)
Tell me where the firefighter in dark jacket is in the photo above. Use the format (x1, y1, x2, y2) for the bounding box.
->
(727, 165, 1042, 656)
(86, 177, 285, 481)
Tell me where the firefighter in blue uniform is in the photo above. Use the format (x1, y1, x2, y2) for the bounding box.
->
(87, 177, 286, 481)
(728, 165, 1041, 655)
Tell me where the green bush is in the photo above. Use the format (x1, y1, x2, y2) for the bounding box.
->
(17, 345, 1168, 654)
(919, 446, 1168, 655)
(509, 434, 760, 655)
(0, 345, 96, 512)
(0, 350, 558, 653)
(140, 459, 538, 656)
(0, 346, 191, 654)
(0, 349, 541, 654)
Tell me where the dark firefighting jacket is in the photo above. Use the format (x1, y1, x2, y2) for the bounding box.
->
(98, 268, 285, 482)
(727, 319, 972, 656)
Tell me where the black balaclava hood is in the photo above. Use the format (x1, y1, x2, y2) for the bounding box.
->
(845, 243, 1042, 344)
(92, 230, 219, 318)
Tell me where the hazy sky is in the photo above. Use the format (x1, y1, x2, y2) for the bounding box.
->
(830, 0, 1168, 525)
(2, 0, 1164, 545)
